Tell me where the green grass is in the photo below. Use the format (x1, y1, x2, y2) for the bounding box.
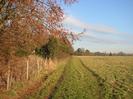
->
(5, 56, 133, 99)
(24, 59, 68, 99)
(52, 57, 101, 99)
(79, 56, 133, 99)
(52, 56, 133, 99)
(25, 56, 133, 99)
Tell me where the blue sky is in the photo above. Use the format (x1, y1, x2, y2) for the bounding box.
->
(62, 0, 133, 53)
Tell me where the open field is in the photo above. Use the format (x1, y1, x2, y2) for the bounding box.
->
(1, 56, 133, 99)
(79, 56, 133, 99)
(24, 56, 133, 99)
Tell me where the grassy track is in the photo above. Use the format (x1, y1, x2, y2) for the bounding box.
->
(52, 57, 103, 99)
(80, 59, 107, 98)
(23, 56, 133, 99)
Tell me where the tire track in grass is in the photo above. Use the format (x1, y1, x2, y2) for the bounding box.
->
(21, 59, 68, 99)
(80, 59, 133, 99)
(79, 59, 106, 99)
(47, 61, 68, 99)
(52, 57, 101, 99)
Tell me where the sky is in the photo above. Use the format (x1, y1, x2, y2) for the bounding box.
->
(62, 0, 133, 53)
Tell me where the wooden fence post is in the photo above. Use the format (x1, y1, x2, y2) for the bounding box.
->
(37, 58, 39, 76)
(26, 58, 29, 80)
(7, 64, 10, 90)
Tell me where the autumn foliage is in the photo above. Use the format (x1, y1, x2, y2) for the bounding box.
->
(0, 0, 77, 90)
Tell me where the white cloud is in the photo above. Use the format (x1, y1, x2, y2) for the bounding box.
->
(63, 15, 133, 46)
(82, 34, 132, 45)
(63, 15, 120, 35)
(63, 15, 133, 53)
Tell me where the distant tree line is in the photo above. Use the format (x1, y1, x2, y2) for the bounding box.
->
(74, 48, 133, 56)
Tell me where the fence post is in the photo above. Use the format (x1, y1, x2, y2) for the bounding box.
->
(26, 58, 29, 80)
(37, 58, 39, 76)
(7, 64, 10, 90)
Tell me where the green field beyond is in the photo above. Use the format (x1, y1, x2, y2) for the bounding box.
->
(25, 56, 133, 99)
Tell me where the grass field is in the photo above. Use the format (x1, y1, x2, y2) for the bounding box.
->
(7, 56, 133, 99)
(79, 56, 133, 99)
